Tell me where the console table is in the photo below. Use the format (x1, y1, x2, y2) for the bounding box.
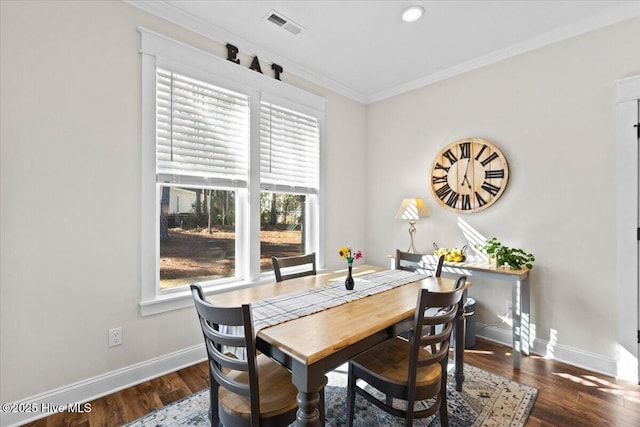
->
(391, 255, 531, 369)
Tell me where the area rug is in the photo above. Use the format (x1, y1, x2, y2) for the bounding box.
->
(124, 363, 537, 426)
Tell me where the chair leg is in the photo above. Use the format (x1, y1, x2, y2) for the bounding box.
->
(386, 394, 393, 407)
(210, 390, 222, 427)
(405, 398, 414, 427)
(439, 361, 449, 427)
(439, 397, 449, 427)
(346, 364, 356, 427)
(209, 371, 220, 427)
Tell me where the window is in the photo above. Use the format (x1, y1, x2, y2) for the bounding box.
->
(140, 29, 325, 315)
(259, 102, 320, 272)
(155, 68, 248, 289)
(259, 191, 307, 272)
(160, 186, 237, 289)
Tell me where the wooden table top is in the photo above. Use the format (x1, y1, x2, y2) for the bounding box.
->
(206, 265, 467, 366)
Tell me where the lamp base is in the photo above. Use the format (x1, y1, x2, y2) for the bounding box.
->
(407, 220, 419, 253)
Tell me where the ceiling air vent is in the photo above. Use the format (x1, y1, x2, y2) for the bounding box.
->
(265, 10, 304, 35)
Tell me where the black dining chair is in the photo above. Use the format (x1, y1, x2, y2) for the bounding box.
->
(345, 276, 467, 427)
(396, 249, 444, 277)
(271, 252, 317, 282)
(190, 284, 303, 427)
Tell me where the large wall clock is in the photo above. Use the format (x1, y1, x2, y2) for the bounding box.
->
(430, 138, 509, 213)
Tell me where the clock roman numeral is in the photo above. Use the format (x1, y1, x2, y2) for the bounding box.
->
(485, 169, 504, 179)
(474, 144, 487, 161)
(432, 175, 447, 184)
(461, 194, 471, 210)
(459, 142, 471, 159)
(446, 191, 459, 208)
(436, 184, 452, 200)
(434, 162, 450, 173)
(480, 152, 499, 166)
(443, 149, 457, 165)
(481, 181, 500, 196)
(475, 191, 487, 207)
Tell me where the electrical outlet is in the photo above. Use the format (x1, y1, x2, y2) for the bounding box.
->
(109, 327, 122, 347)
(505, 299, 513, 315)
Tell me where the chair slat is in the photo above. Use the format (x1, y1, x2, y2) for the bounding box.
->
(272, 253, 316, 282)
(395, 249, 444, 277)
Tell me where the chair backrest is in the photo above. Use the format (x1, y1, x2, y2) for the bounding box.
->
(395, 249, 444, 277)
(407, 276, 467, 396)
(271, 252, 317, 282)
(190, 284, 261, 426)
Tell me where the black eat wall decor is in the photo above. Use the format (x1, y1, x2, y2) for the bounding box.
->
(226, 43, 283, 81)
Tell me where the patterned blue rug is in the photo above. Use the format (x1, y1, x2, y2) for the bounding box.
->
(124, 363, 537, 426)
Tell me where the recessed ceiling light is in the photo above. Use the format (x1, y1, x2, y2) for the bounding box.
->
(402, 5, 424, 23)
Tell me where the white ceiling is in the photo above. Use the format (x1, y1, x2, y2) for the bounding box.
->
(129, 0, 640, 103)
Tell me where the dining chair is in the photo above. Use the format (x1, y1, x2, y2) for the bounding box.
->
(345, 275, 467, 427)
(191, 284, 305, 427)
(271, 252, 316, 282)
(396, 249, 444, 277)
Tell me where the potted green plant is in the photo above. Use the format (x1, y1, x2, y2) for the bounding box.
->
(477, 237, 535, 270)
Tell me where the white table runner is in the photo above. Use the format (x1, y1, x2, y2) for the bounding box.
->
(251, 269, 428, 332)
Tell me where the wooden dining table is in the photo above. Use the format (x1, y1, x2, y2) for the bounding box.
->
(207, 264, 469, 427)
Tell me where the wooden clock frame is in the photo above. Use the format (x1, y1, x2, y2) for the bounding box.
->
(429, 138, 509, 213)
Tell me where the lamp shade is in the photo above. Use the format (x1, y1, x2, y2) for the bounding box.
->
(394, 198, 430, 220)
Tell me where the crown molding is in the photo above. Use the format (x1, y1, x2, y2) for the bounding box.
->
(124, 0, 368, 103)
(366, 2, 640, 104)
(126, 1, 640, 105)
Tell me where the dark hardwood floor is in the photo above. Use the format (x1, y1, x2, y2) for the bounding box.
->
(22, 338, 640, 426)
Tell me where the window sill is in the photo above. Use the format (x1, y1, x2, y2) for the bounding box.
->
(139, 276, 277, 316)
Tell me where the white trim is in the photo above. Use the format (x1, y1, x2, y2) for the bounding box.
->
(127, 1, 640, 104)
(248, 94, 262, 282)
(140, 274, 279, 317)
(477, 323, 618, 378)
(140, 50, 158, 305)
(615, 74, 640, 383)
(0, 345, 206, 427)
(617, 74, 640, 104)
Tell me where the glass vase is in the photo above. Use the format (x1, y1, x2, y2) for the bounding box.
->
(345, 264, 355, 290)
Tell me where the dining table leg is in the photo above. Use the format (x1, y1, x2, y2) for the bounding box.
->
(294, 391, 321, 426)
(291, 360, 325, 427)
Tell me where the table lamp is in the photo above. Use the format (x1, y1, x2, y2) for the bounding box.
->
(394, 198, 430, 253)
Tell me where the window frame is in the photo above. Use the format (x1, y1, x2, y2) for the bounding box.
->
(139, 28, 325, 316)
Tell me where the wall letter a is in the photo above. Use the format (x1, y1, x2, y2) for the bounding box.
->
(250, 56, 263, 74)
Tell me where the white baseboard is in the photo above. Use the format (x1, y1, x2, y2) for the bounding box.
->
(476, 322, 618, 378)
(0, 345, 207, 427)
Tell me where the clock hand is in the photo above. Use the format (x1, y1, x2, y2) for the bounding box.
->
(460, 159, 472, 189)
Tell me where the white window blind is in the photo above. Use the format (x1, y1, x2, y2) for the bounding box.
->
(260, 102, 320, 194)
(156, 68, 249, 187)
